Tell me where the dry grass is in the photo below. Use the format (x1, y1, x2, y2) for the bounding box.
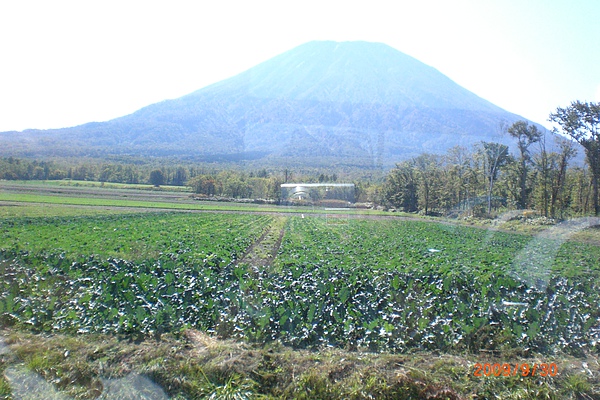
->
(1, 328, 599, 399)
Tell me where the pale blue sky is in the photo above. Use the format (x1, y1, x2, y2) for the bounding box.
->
(0, 0, 598, 132)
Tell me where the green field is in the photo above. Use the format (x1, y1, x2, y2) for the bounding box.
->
(276, 217, 600, 278)
(5, 179, 194, 192)
(1, 208, 598, 353)
(0, 180, 398, 216)
(0, 212, 271, 261)
(1, 194, 599, 398)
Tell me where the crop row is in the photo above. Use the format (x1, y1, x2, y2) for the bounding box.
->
(0, 255, 598, 354)
(0, 212, 273, 262)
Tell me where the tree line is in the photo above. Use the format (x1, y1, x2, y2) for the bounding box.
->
(382, 101, 600, 217)
(0, 158, 190, 186)
(0, 157, 351, 201)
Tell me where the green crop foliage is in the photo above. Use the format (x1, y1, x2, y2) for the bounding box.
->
(0, 212, 271, 262)
(0, 213, 599, 356)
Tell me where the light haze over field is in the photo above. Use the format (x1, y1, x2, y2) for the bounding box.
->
(0, 0, 599, 132)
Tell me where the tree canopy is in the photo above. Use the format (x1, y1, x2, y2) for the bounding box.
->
(550, 101, 600, 215)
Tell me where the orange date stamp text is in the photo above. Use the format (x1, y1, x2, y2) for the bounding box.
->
(473, 363, 558, 377)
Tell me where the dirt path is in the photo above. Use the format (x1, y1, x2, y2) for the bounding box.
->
(238, 216, 287, 267)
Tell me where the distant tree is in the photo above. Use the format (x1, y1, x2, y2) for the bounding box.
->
(32, 166, 45, 180)
(99, 165, 112, 183)
(445, 146, 472, 211)
(479, 142, 510, 215)
(508, 121, 542, 209)
(172, 167, 188, 186)
(3, 171, 19, 180)
(124, 165, 140, 184)
(414, 153, 442, 215)
(188, 175, 218, 195)
(551, 138, 577, 218)
(533, 133, 552, 217)
(549, 101, 600, 215)
(267, 177, 284, 202)
(149, 169, 165, 187)
(383, 160, 418, 212)
(72, 165, 95, 181)
(223, 177, 251, 198)
(571, 167, 594, 215)
(48, 169, 66, 180)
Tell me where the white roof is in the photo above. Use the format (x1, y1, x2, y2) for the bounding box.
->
(280, 183, 354, 188)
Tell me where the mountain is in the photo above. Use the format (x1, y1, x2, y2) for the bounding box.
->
(0, 40, 534, 167)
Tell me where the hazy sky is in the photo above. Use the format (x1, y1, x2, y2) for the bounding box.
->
(1, 0, 598, 132)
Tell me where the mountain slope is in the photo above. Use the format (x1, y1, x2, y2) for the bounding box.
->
(0, 41, 531, 167)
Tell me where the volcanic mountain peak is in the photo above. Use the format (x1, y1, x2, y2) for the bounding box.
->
(0, 40, 532, 166)
(191, 40, 500, 111)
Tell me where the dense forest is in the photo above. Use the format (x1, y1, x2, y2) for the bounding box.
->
(1, 101, 598, 218)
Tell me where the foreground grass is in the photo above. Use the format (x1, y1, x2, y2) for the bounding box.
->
(1, 328, 599, 399)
